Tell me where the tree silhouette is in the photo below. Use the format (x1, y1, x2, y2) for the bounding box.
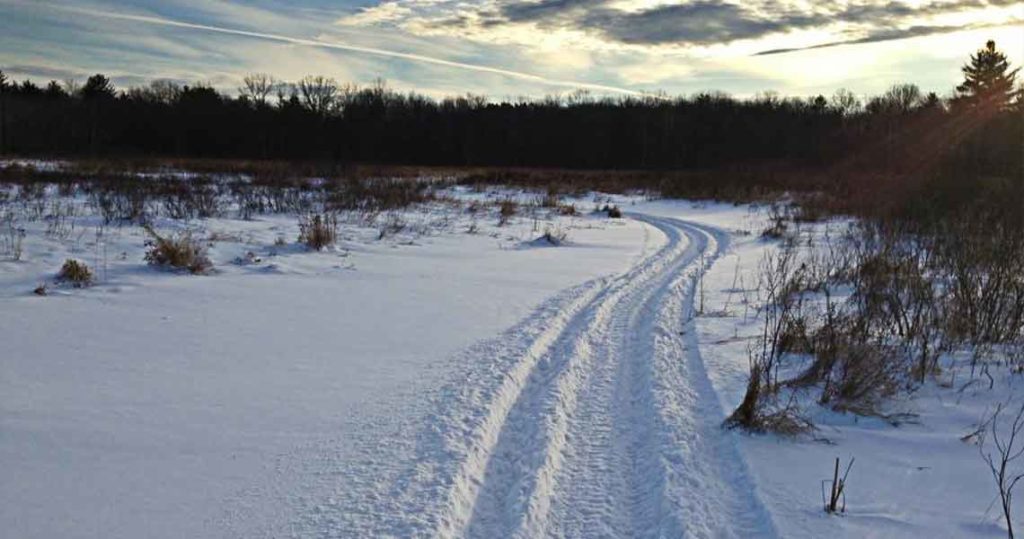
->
(831, 88, 861, 117)
(0, 42, 1017, 188)
(956, 40, 1020, 110)
(80, 74, 115, 154)
(81, 74, 115, 100)
(0, 70, 8, 153)
(43, 81, 66, 99)
(240, 73, 276, 107)
(867, 83, 922, 115)
(297, 75, 339, 116)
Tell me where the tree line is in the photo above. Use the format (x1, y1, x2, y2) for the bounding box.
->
(0, 41, 1020, 180)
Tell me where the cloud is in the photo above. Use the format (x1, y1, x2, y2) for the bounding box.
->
(754, 19, 1023, 55)
(39, 2, 649, 96)
(577, 2, 825, 46)
(5, 0, 1020, 101)
(343, 0, 1023, 52)
(501, 0, 592, 24)
(0, 62, 178, 89)
(1, 64, 86, 81)
(337, 1, 412, 27)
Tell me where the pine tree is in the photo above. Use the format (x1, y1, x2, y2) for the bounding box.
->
(0, 70, 7, 153)
(955, 40, 1020, 110)
(80, 74, 115, 100)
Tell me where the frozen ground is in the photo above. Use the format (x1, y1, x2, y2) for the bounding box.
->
(0, 185, 1018, 538)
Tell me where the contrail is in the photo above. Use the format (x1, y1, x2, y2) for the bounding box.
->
(44, 3, 649, 97)
(755, 20, 1022, 56)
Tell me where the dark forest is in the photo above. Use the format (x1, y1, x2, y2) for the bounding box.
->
(0, 41, 1021, 221)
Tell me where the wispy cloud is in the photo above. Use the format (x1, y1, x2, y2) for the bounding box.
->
(2, 0, 1021, 100)
(755, 20, 1023, 55)
(39, 2, 649, 96)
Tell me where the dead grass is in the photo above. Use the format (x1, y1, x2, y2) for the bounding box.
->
(142, 225, 212, 274)
(56, 259, 93, 287)
(298, 213, 338, 250)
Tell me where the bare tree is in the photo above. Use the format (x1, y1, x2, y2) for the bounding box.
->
(567, 88, 593, 106)
(239, 73, 276, 107)
(61, 78, 81, 97)
(831, 88, 861, 116)
(867, 83, 922, 115)
(980, 401, 1024, 539)
(148, 79, 182, 104)
(125, 80, 181, 104)
(275, 82, 297, 107)
(297, 75, 339, 116)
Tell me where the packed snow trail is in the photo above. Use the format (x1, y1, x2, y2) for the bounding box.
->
(318, 215, 777, 538)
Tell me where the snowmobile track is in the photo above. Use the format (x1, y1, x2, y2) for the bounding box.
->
(339, 215, 778, 538)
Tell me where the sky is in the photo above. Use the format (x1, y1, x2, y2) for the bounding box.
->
(1, 0, 1022, 100)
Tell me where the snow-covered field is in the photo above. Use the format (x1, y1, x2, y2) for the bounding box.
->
(0, 181, 1016, 537)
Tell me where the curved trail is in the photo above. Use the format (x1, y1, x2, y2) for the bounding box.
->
(330, 215, 776, 538)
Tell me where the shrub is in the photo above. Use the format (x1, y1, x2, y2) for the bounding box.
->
(2, 215, 24, 261)
(978, 401, 1024, 539)
(159, 180, 222, 220)
(761, 204, 789, 239)
(298, 212, 338, 250)
(777, 314, 813, 354)
(325, 177, 431, 212)
(377, 212, 406, 240)
(56, 259, 93, 287)
(934, 217, 1024, 346)
(819, 337, 901, 414)
(90, 181, 150, 224)
(607, 205, 622, 218)
(540, 190, 560, 208)
(498, 199, 518, 226)
(143, 225, 212, 274)
(724, 361, 813, 436)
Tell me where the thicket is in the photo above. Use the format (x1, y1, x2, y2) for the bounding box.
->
(725, 41, 1024, 436)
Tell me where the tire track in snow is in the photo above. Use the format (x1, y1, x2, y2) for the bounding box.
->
(460, 217, 691, 538)
(328, 214, 777, 538)
(541, 215, 710, 538)
(456, 215, 776, 538)
(327, 275, 614, 537)
(627, 217, 778, 539)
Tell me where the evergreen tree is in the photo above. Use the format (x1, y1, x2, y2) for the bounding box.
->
(0, 70, 8, 153)
(956, 40, 1019, 109)
(80, 74, 115, 154)
(81, 74, 115, 100)
(44, 80, 66, 99)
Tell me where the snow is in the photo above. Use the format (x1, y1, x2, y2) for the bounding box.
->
(0, 185, 1018, 537)
(649, 199, 1017, 539)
